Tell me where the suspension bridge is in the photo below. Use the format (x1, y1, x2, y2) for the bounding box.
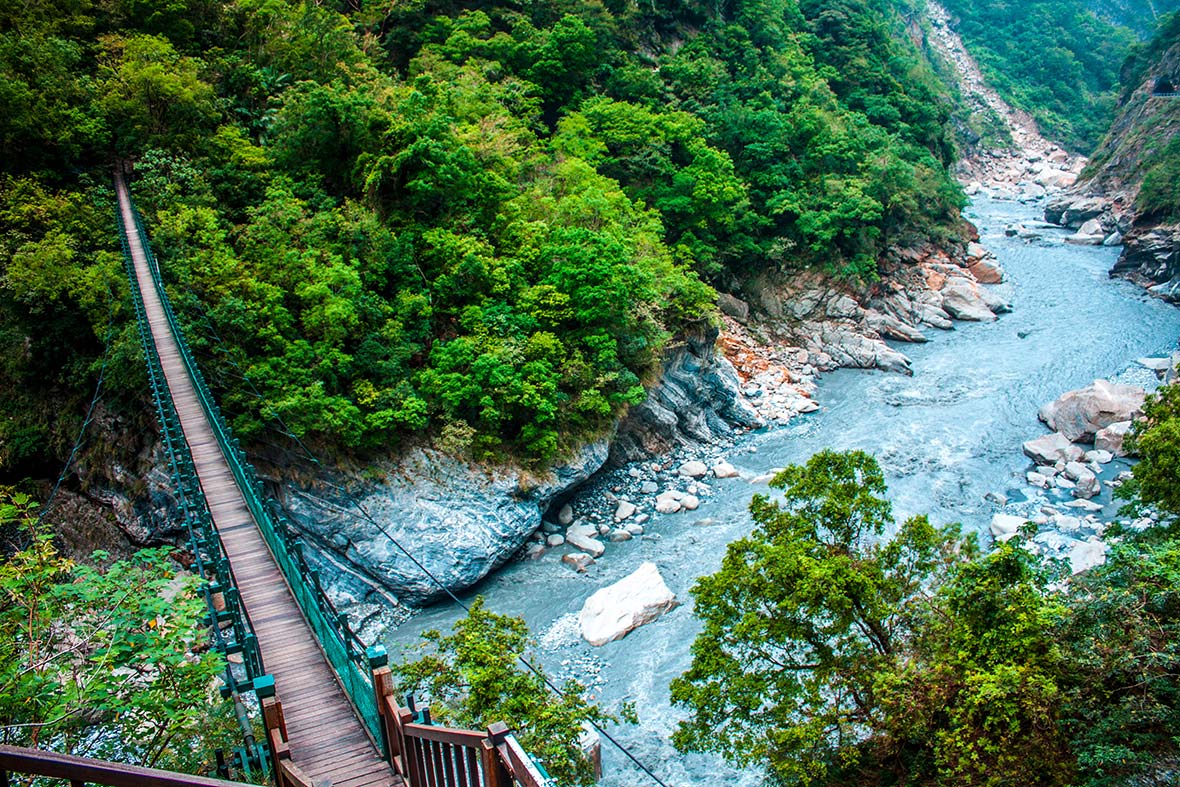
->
(0, 172, 557, 787)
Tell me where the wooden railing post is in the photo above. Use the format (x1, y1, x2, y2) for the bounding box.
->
(253, 675, 292, 787)
(481, 723, 512, 787)
(369, 646, 396, 763)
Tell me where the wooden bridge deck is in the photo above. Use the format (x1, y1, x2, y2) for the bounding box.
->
(115, 175, 401, 787)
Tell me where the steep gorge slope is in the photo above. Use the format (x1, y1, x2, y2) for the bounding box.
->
(1048, 14, 1180, 297)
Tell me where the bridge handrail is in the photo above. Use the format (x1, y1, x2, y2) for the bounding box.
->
(116, 206, 265, 685)
(369, 663, 556, 787)
(122, 191, 383, 750)
(0, 744, 263, 787)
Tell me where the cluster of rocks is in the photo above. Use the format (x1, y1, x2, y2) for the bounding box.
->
(1021, 432, 1119, 499)
(963, 150, 1084, 203)
(1044, 194, 1130, 246)
(984, 374, 1162, 575)
(716, 317, 821, 423)
(1112, 225, 1180, 302)
(1044, 193, 1180, 304)
(523, 455, 743, 573)
(717, 240, 1011, 397)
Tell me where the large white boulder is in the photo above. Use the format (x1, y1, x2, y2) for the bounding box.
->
(1022, 432, 1084, 465)
(990, 514, 1028, 542)
(1068, 540, 1108, 574)
(579, 562, 677, 646)
(1039, 380, 1145, 443)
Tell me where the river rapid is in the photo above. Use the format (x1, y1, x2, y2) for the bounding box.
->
(382, 197, 1180, 786)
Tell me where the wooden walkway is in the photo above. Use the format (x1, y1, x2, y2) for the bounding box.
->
(115, 175, 401, 787)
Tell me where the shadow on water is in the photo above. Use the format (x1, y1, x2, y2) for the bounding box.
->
(383, 197, 1180, 786)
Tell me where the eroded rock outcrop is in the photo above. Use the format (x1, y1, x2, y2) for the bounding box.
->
(609, 326, 762, 463)
(282, 442, 609, 604)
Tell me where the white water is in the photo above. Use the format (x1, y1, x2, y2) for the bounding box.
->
(382, 197, 1180, 786)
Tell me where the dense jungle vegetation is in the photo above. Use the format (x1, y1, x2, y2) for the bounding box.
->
(938, 0, 1151, 152)
(0, 0, 968, 470)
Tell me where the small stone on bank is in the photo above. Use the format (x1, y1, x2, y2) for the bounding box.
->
(712, 461, 739, 479)
(563, 553, 596, 573)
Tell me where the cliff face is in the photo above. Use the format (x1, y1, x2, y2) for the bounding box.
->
(1046, 20, 1180, 299)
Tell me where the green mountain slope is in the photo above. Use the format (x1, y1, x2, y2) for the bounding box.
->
(937, 0, 1137, 151)
(0, 0, 966, 471)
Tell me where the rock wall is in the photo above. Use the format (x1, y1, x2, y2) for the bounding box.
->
(1044, 31, 1180, 301)
(279, 324, 764, 606)
(280, 442, 609, 606)
(608, 326, 761, 463)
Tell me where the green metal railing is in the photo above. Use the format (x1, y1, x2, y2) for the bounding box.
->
(117, 203, 265, 779)
(119, 187, 384, 753)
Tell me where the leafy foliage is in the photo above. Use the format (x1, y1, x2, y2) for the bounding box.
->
(938, 0, 1137, 152)
(1125, 382, 1180, 517)
(673, 449, 1180, 785)
(669, 450, 979, 785)
(0, 0, 971, 468)
(0, 491, 238, 772)
(392, 598, 612, 786)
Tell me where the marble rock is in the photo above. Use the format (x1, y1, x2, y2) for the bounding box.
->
(1095, 421, 1133, 457)
(563, 552, 596, 573)
(990, 514, 1028, 542)
(579, 562, 677, 646)
(1039, 380, 1145, 443)
(566, 524, 606, 558)
(1068, 540, 1108, 574)
(1023, 432, 1084, 465)
(712, 461, 739, 479)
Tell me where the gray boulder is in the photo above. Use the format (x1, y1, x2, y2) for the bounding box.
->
(717, 293, 749, 323)
(940, 279, 997, 322)
(1039, 380, 1145, 443)
(1023, 432, 1084, 465)
(283, 442, 608, 604)
(1095, 420, 1133, 457)
(566, 523, 606, 558)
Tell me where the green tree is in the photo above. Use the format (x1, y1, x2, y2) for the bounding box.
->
(0, 492, 238, 772)
(672, 450, 1088, 786)
(1058, 536, 1180, 786)
(393, 598, 612, 787)
(96, 33, 218, 154)
(670, 450, 972, 785)
(876, 541, 1073, 787)
(1125, 383, 1180, 518)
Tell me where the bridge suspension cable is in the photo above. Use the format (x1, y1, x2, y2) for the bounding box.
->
(28, 303, 117, 543)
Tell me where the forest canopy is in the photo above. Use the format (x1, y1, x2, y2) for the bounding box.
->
(0, 0, 968, 467)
